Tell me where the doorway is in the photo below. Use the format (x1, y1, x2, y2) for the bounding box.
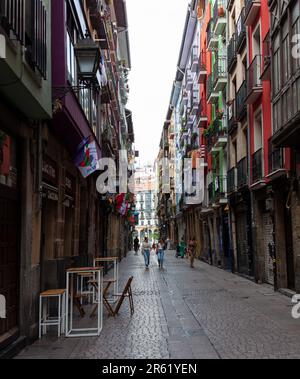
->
(0, 131, 20, 348)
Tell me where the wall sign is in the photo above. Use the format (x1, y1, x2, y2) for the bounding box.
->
(42, 156, 58, 186)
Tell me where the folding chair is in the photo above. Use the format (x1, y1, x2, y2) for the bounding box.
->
(107, 276, 134, 317)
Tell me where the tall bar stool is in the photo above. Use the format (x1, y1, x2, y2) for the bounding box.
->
(39, 289, 66, 339)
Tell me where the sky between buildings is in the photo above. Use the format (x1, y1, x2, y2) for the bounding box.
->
(127, 0, 190, 166)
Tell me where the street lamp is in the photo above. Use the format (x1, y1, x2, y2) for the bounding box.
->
(53, 36, 102, 106)
(74, 37, 101, 81)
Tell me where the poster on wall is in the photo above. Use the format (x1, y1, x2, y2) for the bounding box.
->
(74, 136, 100, 178)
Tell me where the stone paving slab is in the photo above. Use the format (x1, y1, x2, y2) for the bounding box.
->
(16, 251, 300, 359)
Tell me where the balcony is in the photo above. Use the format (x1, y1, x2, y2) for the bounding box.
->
(236, 8, 246, 53)
(246, 55, 263, 104)
(182, 91, 188, 106)
(236, 80, 247, 120)
(208, 182, 215, 205)
(186, 71, 194, 91)
(245, 0, 261, 26)
(213, 0, 227, 36)
(228, 34, 237, 73)
(206, 133, 214, 152)
(215, 175, 228, 204)
(252, 148, 263, 184)
(198, 52, 207, 84)
(191, 90, 200, 116)
(227, 167, 237, 194)
(237, 157, 248, 188)
(0, 0, 25, 44)
(213, 116, 228, 148)
(214, 54, 227, 91)
(268, 140, 285, 179)
(207, 19, 219, 51)
(207, 74, 219, 104)
(198, 98, 208, 128)
(261, 33, 271, 81)
(228, 101, 238, 134)
(191, 46, 199, 73)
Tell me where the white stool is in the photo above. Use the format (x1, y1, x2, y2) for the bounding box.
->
(39, 289, 66, 339)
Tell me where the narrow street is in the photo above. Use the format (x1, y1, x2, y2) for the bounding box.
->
(17, 253, 300, 360)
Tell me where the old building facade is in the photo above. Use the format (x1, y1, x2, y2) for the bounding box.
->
(0, 0, 134, 356)
(157, 0, 300, 295)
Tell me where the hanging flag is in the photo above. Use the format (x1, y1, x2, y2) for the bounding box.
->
(74, 136, 100, 178)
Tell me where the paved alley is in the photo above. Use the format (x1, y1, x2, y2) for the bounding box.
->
(16, 252, 300, 360)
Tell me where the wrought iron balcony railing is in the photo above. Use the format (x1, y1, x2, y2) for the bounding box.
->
(236, 8, 246, 52)
(0, 0, 48, 79)
(206, 73, 214, 100)
(0, 0, 25, 44)
(227, 167, 237, 194)
(215, 175, 227, 202)
(236, 80, 247, 120)
(246, 55, 263, 104)
(228, 33, 237, 72)
(237, 157, 247, 188)
(214, 54, 227, 91)
(252, 148, 263, 183)
(228, 100, 238, 134)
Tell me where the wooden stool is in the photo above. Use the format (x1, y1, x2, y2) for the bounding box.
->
(39, 289, 66, 339)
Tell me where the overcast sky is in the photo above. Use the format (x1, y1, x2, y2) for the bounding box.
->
(127, 0, 190, 166)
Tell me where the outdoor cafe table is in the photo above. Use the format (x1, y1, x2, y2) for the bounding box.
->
(66, 267, 103, 338)
(94, 257, 119, 300)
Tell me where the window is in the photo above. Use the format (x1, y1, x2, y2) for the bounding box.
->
(273, 100, 281, 134)
(292, 1, 300, 73)
(273, 33, 281, 96)
(282, 19, 290, 85)
(254, 109, 263, 152)
(66, 3, 78, 86)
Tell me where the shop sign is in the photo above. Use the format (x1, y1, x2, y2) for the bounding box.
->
(65, 173, 75, 195)
(42, 156, 58, 186)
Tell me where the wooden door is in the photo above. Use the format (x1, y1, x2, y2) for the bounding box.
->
(0, 183, 20, 347)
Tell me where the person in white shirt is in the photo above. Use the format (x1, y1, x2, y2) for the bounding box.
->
(141, 237, 151, 269)
(156, 239, 165, 269)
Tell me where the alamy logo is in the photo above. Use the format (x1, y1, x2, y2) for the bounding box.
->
(0, 295, 6, 319)
(291, 295, 300, 320)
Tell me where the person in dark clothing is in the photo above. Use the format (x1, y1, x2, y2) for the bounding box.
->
(134, 237, 140, 255)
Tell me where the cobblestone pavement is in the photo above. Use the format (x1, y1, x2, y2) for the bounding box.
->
(16, 251, 300, 359)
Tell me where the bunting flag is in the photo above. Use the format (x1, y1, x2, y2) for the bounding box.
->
(74, 136, 100, 178)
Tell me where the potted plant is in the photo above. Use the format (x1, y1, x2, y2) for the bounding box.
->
(218, 6, 225, 17)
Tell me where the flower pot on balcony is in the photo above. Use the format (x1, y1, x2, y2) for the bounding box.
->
(218, 7, 225, 17)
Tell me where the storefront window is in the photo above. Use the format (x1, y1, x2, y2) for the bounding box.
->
(0, 129, 18, 189)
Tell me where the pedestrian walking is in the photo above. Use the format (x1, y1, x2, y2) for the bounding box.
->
(141, 237, 151, 269)
(156, 239, 165, 269)
(134, 237, 140, 256)
(188, 237, 197, 268)
(179, 237, 186, 259)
